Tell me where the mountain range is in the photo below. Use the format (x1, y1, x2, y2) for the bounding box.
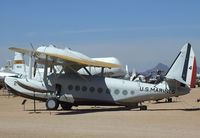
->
(142, 63, 169, 76)
(142, 63, 200, 76)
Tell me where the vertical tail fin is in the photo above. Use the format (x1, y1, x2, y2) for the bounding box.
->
(165, 43, 197, 88)
(13, 52, 26, 75)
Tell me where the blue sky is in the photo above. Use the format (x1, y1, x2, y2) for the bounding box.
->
(0, 0, 200, 71)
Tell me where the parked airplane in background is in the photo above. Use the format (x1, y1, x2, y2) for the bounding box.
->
(5, 43, 196, 110)
(0, 52, 46, 89)
(196, 73, 200, 87)
(78, 57, 126, 78)
(0, 52, 25, 89)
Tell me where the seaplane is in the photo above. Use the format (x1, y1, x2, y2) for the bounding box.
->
(5, 43, 196, 110)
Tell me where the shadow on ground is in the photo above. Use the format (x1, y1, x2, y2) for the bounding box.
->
(24, 106, 200, 116)
(56, 106, 132, 115)
(26, 106, 136, 115)
(148, 108, 200, 112)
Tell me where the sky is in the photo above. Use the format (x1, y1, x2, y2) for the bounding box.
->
(0, 0, 200, 71)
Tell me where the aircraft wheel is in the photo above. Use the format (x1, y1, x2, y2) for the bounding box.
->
(46, 98, 59, 110)
(168, 98, 172, 103)
(60, 103, 72, 110)
(140, 106, 147, 111)
(125, 106, 133, 110)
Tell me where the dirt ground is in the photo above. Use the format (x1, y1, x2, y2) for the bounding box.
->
(0, 88, 200, 138)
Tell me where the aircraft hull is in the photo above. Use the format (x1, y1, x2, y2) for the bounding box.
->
(5, 75, 190, 107)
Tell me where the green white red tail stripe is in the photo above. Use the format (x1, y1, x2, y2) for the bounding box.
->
(166, 43, 197, 88)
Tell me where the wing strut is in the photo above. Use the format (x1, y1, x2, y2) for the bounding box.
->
(28, 55, 33, 79)
(43, 55, 48, 81)
(83, 67, 92, 76)
(64, 64, 89, 82)
(101, 67, 105, 77)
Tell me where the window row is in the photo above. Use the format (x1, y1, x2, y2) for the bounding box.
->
(67, 84, 135, 95)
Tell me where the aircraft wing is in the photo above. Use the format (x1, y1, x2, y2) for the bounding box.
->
(9, 47, 34, 55)
(40, 52, 120, 68)
(9, 47, 121, 69)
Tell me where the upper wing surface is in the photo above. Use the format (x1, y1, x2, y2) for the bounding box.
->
(9, 47, 121, 69)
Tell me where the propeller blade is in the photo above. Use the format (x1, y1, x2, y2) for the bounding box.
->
(33, 61, 37, 77)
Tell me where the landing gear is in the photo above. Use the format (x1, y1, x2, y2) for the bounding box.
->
(46, 98, 59, 110)
(60, 103, 72, 110)
(167, 98, 172, 103)
(125, 103, 147, 111)
(55, 84, 61, 96)
(140, 105, 147, 111)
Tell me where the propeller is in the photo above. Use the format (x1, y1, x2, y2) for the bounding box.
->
(130, 68, 137, 81)
(124, 65, 130, 79)
(33, 60, 37, 77)
(30, 43, 34, 51)
(50, 65, 53, 73)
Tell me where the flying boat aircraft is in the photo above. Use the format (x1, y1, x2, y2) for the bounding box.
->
(5, 43, 196, 110)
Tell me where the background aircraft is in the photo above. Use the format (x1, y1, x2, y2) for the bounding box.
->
(0, 52, 25, 89)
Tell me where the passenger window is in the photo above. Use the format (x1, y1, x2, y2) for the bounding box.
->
(106, 88, 111, 94)
(97, 88, 103, 93)
(75, 85, 80, 91)
(131, 90, 135, 95)
(122, 90, 128, 95)
(82, 86, 87, 92)
(89, 87, 95, 92)
(114, 89, 120, 95)
(68, 85, 73, 91)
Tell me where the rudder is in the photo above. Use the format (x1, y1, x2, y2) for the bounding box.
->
(13, 52, 26, 75)
(165, 43, 196, 88)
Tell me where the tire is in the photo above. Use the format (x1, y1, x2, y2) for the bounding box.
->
(46, 98, 59, 110)
(60, 103, 72, 110)
(168, 98, 172, 103)
(140, 106, 147, 111)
